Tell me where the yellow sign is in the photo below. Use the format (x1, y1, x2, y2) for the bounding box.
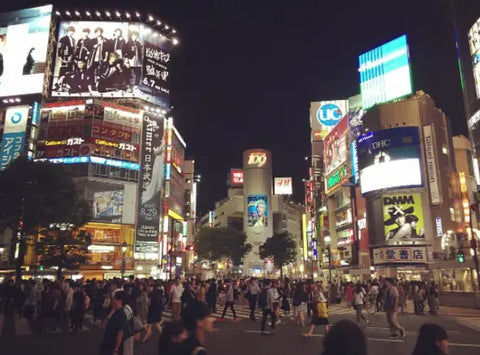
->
(95, 139, 119, 148)
(168, 209, 184, 221)
(248, 152, 267, 167)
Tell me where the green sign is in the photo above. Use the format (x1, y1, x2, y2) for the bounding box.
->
(326, 165, 347, 191)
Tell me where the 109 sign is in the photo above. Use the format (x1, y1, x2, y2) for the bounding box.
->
(248, 152, 267, 167)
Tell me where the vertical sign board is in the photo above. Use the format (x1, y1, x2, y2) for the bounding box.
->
(135, 113, 165, 255)
(0, 106, 30, 169)
(423, 125, 441, 205)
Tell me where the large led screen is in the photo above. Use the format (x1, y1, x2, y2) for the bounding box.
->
(382, 193, 425, 245)
(247, 195, 268, 227)
(468, 17, 480, 98)
(52, 21, 172, 108)
(358, 35, 412, 109)
(357, 126, 422, 194)
(0, 5, 52, 97)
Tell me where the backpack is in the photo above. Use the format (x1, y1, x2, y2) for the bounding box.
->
(258, 288, 268, 308)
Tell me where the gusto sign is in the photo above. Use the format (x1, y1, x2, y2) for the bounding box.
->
(248, 151, 268, 167)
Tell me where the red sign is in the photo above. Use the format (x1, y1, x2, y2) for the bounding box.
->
(92, 122, 134, 143)
(231, 169, 244, 186)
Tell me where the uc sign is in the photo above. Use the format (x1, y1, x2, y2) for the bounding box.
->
(317, 103, 343, 127)
(248, 152, 267, 167)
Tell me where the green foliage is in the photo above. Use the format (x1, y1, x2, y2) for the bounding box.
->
(259, 231, 297, 269)
(37, 228, 92, 277)
(0, 157, 91, 278)
(195, 227, 252, 265)
(0, 157, 91, 233)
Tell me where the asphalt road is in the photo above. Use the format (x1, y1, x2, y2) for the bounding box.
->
(1, 304, 480, 355)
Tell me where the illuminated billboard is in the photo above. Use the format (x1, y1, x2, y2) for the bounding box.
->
(0, 5, 52, 97)
(357, 127, 422, 194)
(324, 115, 349, 176)
(382, 193, 425, 245)
(230, 168, 244, 187)
(274, 177, 293, 195)
(468, 17, 480, 98)
(0, 106, 29, 169)
(135, 113, 165, 254)
(52, 21, 172, 107)
(247, 195, 268, 227)
(93, 190, 123, 223)
(310, 100, 348, 141)
(358, 35, 412, 109)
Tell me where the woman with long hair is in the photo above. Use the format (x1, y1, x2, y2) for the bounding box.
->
(412, 323, 448, 355)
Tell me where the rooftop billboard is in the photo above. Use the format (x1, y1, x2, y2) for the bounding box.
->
(358, 35, 412, 109)
(0, 5, 52, 97)
(52, 20, 172, 107)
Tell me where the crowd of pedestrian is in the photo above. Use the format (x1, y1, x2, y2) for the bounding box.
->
(0, 275, 445, 355)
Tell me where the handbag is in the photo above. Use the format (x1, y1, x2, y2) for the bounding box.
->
(317, 301, 328, 318)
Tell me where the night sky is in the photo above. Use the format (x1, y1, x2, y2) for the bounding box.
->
(3, 0, 468, 216)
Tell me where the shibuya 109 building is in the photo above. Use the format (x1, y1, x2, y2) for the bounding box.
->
(0, 5, 198, 280)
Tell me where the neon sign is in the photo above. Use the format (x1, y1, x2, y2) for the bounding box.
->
(247, 152, 267, 167)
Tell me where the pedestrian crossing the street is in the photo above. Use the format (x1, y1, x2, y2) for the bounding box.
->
(1, 303, 356, 336)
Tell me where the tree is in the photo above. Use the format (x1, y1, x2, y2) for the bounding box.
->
(195, 227, 252, 269)
(259, 231, 297, 278)
(0, 157, 91, 279)
(37, 225, 91, 280)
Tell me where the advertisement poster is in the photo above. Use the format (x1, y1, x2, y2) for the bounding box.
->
(382, 193, 425, 245)
(1, 106, 29, 170)
(0, 5, 52, 97)
(469, 16, 480, 98)
(324, 115, 348, 176)
(93, 190, 124, 222)
(358, 34, 412, 109)
(135, 113, 165, 254)
(52, 21, 172, 108)
(247, 195, 268, 227)
(357, 126, 422, 194)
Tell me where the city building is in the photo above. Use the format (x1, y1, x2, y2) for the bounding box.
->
(198, 156, 304, 277)
(451, 0, 480, 163)
(0, 5, 194, 280)
(358, 91, 477, 305)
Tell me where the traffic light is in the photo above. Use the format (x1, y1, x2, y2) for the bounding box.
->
(457, 251, 465, 263)
(39, 265, 44, 271)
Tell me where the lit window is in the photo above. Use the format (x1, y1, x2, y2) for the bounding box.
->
(442, 145, 449, 155)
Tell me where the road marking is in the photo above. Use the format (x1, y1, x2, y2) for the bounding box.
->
(367, 326, 461, 334)
(449, 342, 480, 348)
(368, 337, 405, 343)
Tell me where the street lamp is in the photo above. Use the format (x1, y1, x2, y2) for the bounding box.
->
(121, 242, 127, 279)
